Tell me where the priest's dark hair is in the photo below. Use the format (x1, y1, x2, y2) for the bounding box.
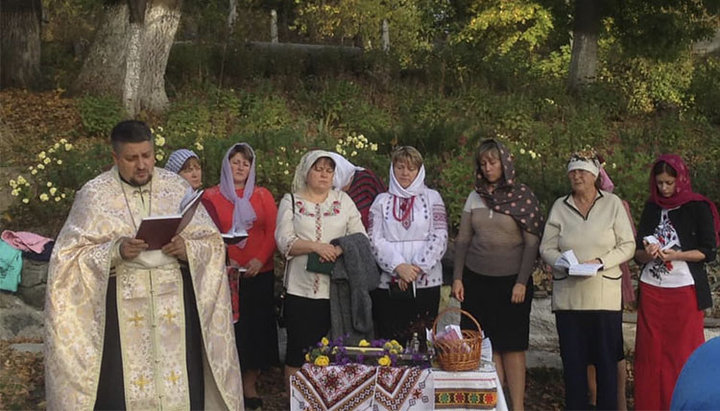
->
(110, 120, 153, 152)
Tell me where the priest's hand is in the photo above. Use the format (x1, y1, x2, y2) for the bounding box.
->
(119, 237, 148, 260)
(162, 235, 188, 261)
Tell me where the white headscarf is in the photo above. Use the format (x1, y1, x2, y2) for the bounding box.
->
(567, 158, 600, 177)
(388, 162, 427, 198)
(219, 143, 256, 233)
(328, 152, 364, 189)
(292, 150, 336, 194)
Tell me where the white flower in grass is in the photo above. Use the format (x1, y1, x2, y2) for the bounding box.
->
(22, 198, 29, 204)
(50, 187, 57, 195)
(64, 143, 73, 151)
(39, 193, 49, 202)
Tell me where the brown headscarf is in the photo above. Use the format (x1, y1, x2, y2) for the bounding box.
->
(475, 139, 543, 236)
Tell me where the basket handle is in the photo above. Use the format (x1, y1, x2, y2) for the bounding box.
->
(432, 307, 482, 336)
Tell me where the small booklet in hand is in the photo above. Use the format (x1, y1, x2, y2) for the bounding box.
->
(643, 235, 679, 251)
(135, 189, 204, 250)
(388, 281, 416, 299)
(554, 249, 603, 276)
(306, 252, 334, 275)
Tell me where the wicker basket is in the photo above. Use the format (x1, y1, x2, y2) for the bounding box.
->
(432, 307, 482, 371)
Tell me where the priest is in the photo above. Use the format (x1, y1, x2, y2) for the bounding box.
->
(44, 120, 243, 410)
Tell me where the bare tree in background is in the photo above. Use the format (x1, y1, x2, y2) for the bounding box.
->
(72, 0, 181, 116)
(0, 0, 42, 89)
(567, 0, 602, 92)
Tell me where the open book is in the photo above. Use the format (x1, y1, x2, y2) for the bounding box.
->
(135, 189, 204, 250)
(554, 249, 603, 276)
(222, 229, 249, 245)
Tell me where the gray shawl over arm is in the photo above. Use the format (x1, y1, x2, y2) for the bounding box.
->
(329, 233, 380, 344)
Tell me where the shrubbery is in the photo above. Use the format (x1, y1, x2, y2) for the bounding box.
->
(5, 42, 720, 238)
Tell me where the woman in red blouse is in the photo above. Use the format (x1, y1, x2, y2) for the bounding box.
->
(201, 143, 278, 411)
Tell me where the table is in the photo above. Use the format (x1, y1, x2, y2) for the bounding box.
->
(290, 361, 508, 410)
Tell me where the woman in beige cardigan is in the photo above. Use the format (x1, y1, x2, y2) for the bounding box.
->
(539, 149, 634, 410)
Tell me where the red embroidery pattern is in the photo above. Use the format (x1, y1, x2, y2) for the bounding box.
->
(432, 204, 447, 230)
(312, 203, 322, 294)
(393, 196, 415, 230)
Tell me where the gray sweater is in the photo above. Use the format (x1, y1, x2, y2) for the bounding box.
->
(329, 233, 380, 344)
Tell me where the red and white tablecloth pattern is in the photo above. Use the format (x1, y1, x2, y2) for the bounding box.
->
(290, 361, 507, 410)
(432, 362, 502, 410)
(290, 363, 433, 410)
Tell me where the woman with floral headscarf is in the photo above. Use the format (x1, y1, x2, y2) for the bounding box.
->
(451, 139, 542, 410)
(274, 150, 366, 384)
(201, 143, 278, 410)
(539, 148, 635, 410)
(633, 154, 720, 410)
(368, 146, 448, 344)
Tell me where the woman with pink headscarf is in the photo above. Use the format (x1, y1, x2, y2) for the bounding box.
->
(201, 143, 278, 411)
(633, 154, 720, 410)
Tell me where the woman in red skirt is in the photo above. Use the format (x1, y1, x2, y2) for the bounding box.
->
(633, 154, 720, 410)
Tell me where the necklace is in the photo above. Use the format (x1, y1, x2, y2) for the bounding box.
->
(120, 178, 152, 231)
(392, 196, 414, 229)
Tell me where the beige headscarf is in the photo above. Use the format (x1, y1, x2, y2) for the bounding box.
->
(292, 149, 336, 193)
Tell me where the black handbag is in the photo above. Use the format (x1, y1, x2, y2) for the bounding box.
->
(275, 287, 287, 328)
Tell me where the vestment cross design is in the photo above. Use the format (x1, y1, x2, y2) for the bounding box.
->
(129, 311, 144, 327)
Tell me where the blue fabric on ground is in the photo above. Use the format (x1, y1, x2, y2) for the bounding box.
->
(671, 336, 720, 410)
(0, 239, 22, 292)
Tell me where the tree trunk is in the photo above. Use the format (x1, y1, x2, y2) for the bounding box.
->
(72, 0, 181, 116)
(0, 0, 42, 89)
(567, 0, 602, 92)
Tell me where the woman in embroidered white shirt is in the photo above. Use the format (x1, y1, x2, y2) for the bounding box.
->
(275, 150, 365, 384)
(368, 146, 448, 344)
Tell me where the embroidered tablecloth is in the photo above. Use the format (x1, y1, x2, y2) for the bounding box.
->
(290, 364, 433, 410)
(433, 362, 506, 410)
(290, 362, 507, 411)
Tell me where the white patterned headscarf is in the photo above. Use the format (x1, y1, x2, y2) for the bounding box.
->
(328, 152, 364, 189)
(292, 150, 336, 194)
(219, 143, 256, 233)
(388, 162, 426, 199)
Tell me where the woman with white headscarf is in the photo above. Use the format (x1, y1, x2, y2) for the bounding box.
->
(539, 148, 635, 410)
(328, 152, 387, 229)
(274, 149, 366, 383)
(201, 143, 278, 411)
(368, 146, 448, 344)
